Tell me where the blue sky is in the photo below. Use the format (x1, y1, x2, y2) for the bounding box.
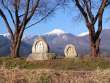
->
(0, 5, 110, 36)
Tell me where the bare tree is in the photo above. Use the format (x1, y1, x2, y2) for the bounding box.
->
(0, 0, 65, 57)
(73, 0, 108, 57)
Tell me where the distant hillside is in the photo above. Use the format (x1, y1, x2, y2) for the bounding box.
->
(0, 29, 110, 56)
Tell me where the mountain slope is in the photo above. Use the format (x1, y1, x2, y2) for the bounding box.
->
(0, 29, 110, 56)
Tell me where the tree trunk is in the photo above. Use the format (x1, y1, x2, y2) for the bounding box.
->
(10, 34, 21, 57)
(90, 37, 100, 57)
(10, 41, 20, 58)
(10, 27, 24, 58)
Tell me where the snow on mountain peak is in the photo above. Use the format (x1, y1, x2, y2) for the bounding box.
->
(77, 32, 89, 37)
(0, 33, 10, 37)
(46, 29, 65, 35)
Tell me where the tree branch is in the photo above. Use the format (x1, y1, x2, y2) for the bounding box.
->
(93, 0, 107, 25)
(14, 0, 20, 28)
(95, 0, 107, 41)
(20, 0, 30, 27)
(0, 9, 14, 40)
(106, 0, 110, 7)
(25, 2, 60, 29)
(74, 0, 89, 22)
(84, 0, 94, 23)
(1, 0, 15, 26)
(26, 0, 40, 24)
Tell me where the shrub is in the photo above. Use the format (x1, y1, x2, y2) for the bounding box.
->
(47, 53, 56, 60)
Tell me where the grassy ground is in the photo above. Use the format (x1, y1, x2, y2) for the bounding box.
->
(0, 56, 110, 70)
(0, 57, 110, 83)
(0, 69, 110, 83)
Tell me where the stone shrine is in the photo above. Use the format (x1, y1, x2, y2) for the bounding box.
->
(27, 37, 49, 61)
(64, 44, 77, 58)
(32, 37, 48, 53)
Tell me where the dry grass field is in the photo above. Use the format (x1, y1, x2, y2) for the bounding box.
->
(0, 57, 110, 83)
(0, 68, 110, 83)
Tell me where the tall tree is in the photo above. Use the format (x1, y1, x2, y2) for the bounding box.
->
(0, 0, 65, 57)
(73, 0, 108, 57)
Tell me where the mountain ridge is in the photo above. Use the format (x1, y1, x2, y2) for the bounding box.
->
(0, 29, 110, 56)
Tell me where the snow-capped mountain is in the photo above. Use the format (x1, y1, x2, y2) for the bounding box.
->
(0, 33, 10, 38)
(77, 32, 89, 37)
(0, 29, 110, 56)
(23, 29, 110, 56)
(45, 29, 66, 35)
